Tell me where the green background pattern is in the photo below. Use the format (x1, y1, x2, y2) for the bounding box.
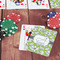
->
(50, 0, 60, 8)
(26, 27, 57, 57)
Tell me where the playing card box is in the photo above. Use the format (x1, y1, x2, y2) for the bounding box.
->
(19, 24, 57, 57)
(19, 24, 45, 50)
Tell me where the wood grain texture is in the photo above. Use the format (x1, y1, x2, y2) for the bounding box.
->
(1, 9, 32, 60)
(29, 9, 60, 60)
(1, 2, 60, 60)
(0, 9, 2, 60)
(0, 10, 2, 20)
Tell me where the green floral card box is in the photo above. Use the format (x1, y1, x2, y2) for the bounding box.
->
(19, 24, 57, 57)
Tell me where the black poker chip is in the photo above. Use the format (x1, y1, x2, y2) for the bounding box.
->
(0, 30, 6, 40)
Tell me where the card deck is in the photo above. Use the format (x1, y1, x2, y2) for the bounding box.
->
(25, 27, 57, 56)
(19, 24, 45, 50)
(7, 0, 27, 9)
(0, 0, 5, 9)
(19, 24, 57, 57)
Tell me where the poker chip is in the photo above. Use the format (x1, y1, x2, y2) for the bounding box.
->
(3, 13, 21, 24)
(47, 12, 57, 19)
(0, 30, 6, 40)
(47, 13, 60, 29)
(1, 19, 18, 36)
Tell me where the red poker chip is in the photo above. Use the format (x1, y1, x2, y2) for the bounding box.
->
(3, 13, 21, 24)
(3, 16, 7, 20)
(47, 13, 60, 29)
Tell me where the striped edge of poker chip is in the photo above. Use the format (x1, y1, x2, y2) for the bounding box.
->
(1, 19, 18, 37)
(3, 13, 21, 24)
(47, 12, 57, 19)
(0, 30, 6, 40)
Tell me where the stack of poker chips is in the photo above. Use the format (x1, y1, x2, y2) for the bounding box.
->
(47, 12, 60, 29)
(0, 13, 21, 40)
(0, 20, 6, 40)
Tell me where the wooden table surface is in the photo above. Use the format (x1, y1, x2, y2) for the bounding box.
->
(0, 9, 60, 60)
